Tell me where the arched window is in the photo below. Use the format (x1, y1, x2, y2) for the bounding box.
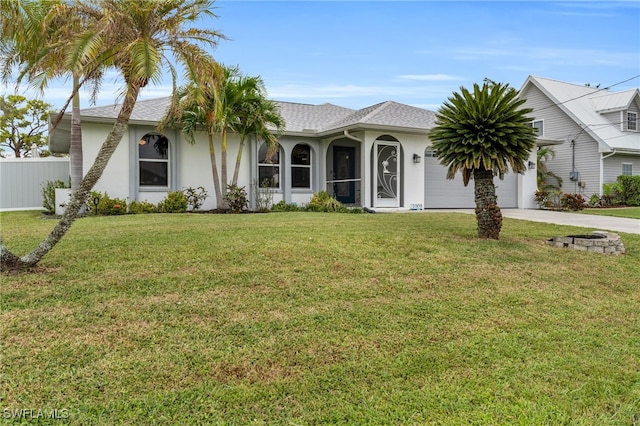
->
(258, 142, 280, 188)
(291, 144, 311, 189)
(138, 133, 169, 187)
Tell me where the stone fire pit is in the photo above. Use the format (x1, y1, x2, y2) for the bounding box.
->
(547, 231, 625, 255)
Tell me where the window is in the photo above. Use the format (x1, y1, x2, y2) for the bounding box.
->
(139, 133, 169, 186)
(627, 112, 638, 131)
(531, 120, 543, 136)
(291, 144, 311, 188)
(425, 148, 437, 158)
(258, 142, 280, 188)
(622, 163, 633, 176)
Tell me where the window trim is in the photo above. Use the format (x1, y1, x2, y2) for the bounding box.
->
(291, 143, 312, 190)
(138, 133, 170, 189)
(626, 111, 638, 132)
(622, 163, 633, 176)
(531, 120, 544, 136)
(258, 142, 282, 190)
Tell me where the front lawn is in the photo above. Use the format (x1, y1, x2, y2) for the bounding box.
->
(1, 211, 639, 424)
(581, 206, 640, 219)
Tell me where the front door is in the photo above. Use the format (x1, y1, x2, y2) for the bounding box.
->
(333, 146, 355, 204)
(374, 141, 400, 207)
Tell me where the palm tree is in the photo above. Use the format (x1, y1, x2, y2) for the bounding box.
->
(231, 75, 285, 187)
(429, 81, 537, 239)
(537, 146, 563, 191)
(161, 65, 284, 209)
(2, 0, 106, 214)
(161, 79, 225, 208)
(0, 0, 224, 271)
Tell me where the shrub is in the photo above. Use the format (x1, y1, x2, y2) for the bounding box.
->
(602, 182, 623, 206)
(158, 191, 188, 213)
(41, 179, 69, 214)
(127, 200, 157, 214)
(183, 186, 208, 211)
(534, 190, 551, 209)
(271, 200, 300, 212)
(253, 179, 274, 212)
(224, 184, 248, 213)
(560, 193, 586, 211)
(617, 175, 640, 206)
(305, 191, 349, 212)
(88, 191, 128, 215)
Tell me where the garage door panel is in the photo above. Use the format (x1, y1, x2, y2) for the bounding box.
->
(424, 156, 517, 208)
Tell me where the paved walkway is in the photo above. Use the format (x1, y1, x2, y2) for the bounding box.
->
(424, 208, 639, 235)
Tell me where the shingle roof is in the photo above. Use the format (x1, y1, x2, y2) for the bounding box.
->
(78, 97, 437, 134)
(524, 76, 640, 152)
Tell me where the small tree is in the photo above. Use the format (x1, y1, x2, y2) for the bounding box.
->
(429, 80, 537, 239)
(0, 94, 51, 157)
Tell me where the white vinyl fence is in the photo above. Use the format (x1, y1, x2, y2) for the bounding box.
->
(0, 157, 70, 211)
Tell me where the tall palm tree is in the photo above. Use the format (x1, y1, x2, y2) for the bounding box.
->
(161, 65, 283, 209)
(429, 81, 537, 239)
(161, 79, 225, 208)
(2, 0, 105, 213)
(231, 75, 285, 187)
(1, 0, 224, 271)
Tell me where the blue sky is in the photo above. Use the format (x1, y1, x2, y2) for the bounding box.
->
(4, 0, 640, 112)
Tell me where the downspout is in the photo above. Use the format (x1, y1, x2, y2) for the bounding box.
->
(343, 129, 363, 143)
(599, 149, 617, 196)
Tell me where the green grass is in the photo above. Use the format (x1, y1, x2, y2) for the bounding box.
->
(1, 211, 640, 425)
(580, 207, 640, 219)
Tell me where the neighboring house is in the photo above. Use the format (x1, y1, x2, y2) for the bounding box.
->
(520, 76, 640, 198)
(49, 96, 539, 211)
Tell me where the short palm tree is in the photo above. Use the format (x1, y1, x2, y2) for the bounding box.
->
(537, 146, 563, 191)
(429, 81, 537, 239)
(1, 0, 224, 271)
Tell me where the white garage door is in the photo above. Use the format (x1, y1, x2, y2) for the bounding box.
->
(424, 150, 518, 208)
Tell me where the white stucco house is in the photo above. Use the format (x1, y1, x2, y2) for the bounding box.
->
(520, 76, 640, 198)
(49, 94, 540, 211)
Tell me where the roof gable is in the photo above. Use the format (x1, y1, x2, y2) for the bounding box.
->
(522, 76, 640, 153)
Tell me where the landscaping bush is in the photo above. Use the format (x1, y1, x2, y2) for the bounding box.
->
(617, 175, 640, 206)
(560, 193, 586, 211)
(271, 200, 301, 212)
(41, 179, 69, 214)
(224, 184, 248, 213)
(305, 191, 349, 212)
(88, 191, 128, 215)
(127, 200, 157, 214)
(158, 191, 188, 213)
(183, 186, 209, 211)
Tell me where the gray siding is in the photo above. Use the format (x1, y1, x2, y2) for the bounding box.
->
(601, 111, 620, 128)
(0, 158, 70, 211)
(604, 154, 640, 183)
(522, 85, 604, 198)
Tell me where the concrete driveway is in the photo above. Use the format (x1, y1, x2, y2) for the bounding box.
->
(427, 208, 639, 235)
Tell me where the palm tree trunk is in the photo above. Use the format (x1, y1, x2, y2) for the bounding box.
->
(221, 128, 228, 188)
(219, 128, 229, 210)
(208, 132, 224, 209)
(69, 73, 86, 214)
(473, 168, 502, 240)
(1, 83, 141, 271)
(231, 137, 245, 186)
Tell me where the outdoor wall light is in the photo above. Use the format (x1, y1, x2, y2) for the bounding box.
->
(528, 161, 535, 170)
(413, 154, 421, 163)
